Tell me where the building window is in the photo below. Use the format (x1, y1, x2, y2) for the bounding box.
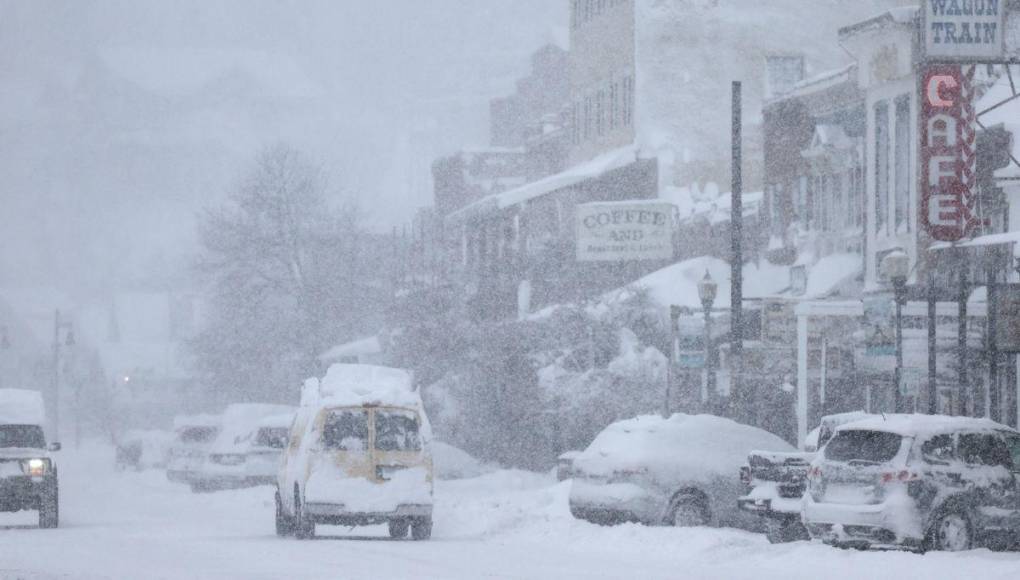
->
(874, 101, 890, 236)
(622, 75, 634, 126)
(609, 82, 618, 131)
(584, 95, 593, 141)
(894, 95, 911, 233)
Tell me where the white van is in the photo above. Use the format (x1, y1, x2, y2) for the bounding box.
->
(193, 403, 293, 492)
(275, 365, 433, 540)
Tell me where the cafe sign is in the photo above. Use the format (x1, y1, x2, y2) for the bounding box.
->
(576, 202, 674, 262)
(922, 0, 1007, 61)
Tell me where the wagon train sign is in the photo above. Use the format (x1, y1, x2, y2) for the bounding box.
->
(922, 0, 1008, 61)
(920, 64, 982, 242)
(575, 202, 674, 262)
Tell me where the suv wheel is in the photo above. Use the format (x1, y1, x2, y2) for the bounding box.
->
(38, 484, 59, 529)
(294, 488, 315, 540)
(410, 517, 432, 541)
(670, 495, 709, 527)
(274, 491, 294, 537)
(766, 518, 808, 544)
(928, 511, 973, 552)
(388, 519, 409, 539)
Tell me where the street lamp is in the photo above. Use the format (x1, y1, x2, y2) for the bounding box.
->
(698, 270, 719, 407)
(51, 310, 75, 442)
(881, 251, 910, 414)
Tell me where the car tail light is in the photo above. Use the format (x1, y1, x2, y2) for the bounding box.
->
(807, 466, 822, 480)
(880, 470, 918, 484)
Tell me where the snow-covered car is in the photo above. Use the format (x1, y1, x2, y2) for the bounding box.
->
(276, 364, 434, 540)
(0, 389, 60, 528)
(115, 429, 174, 471)
(166, 414, 220, 485)
(193, 403, 294, 492)
(804, 415, 1020, 552)
(569, 413, 793, 529)
(557, 450, 581, 482)
(242, 412, 294, 486)
(737, 411, 872, 543)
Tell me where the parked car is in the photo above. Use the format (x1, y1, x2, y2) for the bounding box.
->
(0, 389, 60, 528)
(166, 414, 220, 486)
(803, 414, 1020, 552)
(193, 403, 294, 492)
(243, 412, 294, 486)
(569, 413, 793, 529)
(276, 364, 434, 540)
(737, 411, 872, 543)
(557, 451, 581, 482)
(115, 429, 174, 472)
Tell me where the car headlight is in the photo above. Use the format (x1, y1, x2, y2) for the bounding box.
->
(21, 458, 50, 477)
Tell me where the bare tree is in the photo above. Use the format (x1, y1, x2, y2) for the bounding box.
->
(193, 144, 379, 403)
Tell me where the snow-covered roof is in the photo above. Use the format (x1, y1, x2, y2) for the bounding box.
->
(622, 255, 790, 310)
(0, 389, 45, 425)
(574, 413, 793, 480)
(801, 253, 862, 299)
(172, 413, 221, 430)
(929, 230, 1020, 251)
(836, 414, 1015, 438)
(258, 412, 295, 429)
(770, 64, 856, 103)
(838, 6, 918, 38)
(317, 335, 383, 363)
(447, 144, 640, 221)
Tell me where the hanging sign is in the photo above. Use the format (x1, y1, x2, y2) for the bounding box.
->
(920, 64, 981, 242)
(922, 0, 1007, 61)
(863, 296, 896, 357)
(576, 202, 674, 262)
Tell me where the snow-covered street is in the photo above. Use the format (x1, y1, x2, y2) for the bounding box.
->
(1, 445, 1018, 580)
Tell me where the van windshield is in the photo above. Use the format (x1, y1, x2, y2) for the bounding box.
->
(322, 410, 368, 451)
(824, 430, 902, 464)
(0, 425, 46, 449)
(375, 410, 421, 452)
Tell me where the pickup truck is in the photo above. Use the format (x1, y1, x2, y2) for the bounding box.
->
(737, 412, 872, 543)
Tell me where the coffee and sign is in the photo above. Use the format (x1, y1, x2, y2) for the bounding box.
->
(575, 202, 674, 262)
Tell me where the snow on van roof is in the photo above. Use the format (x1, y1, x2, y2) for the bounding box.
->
(313, 364, 421, 409)
(172, 413, 221, 430)
(835, 414, 1014, 438)
(0, 389, 45, 425)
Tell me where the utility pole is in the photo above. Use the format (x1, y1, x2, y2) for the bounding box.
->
(959, 270, 969, 416)
(730, 81, 745, 422)
(927, 269, 938, 414)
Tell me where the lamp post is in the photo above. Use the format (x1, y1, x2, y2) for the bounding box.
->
(51, 309, 75, 442)
(666, 305, 683, 417)
(882, 252, 910, 414)
(698, 271, 718, 408)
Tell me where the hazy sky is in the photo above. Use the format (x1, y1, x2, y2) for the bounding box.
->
(0, 0, 566, 295)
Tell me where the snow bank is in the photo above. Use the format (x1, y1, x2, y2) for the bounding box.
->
(574, 414, 794, 483)
(0, 388, 46, 425)
(433, 441, 496, 480)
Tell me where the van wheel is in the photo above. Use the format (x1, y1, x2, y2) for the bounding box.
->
(926, 510, 972, 552)
(275, 491, 294, 537)
(670, 494, 709, 527)
(294, 488, 315, 540)
(388, 519, 409, 539)
(38, 485, 58, 529)
(410, 517, 432, 541)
